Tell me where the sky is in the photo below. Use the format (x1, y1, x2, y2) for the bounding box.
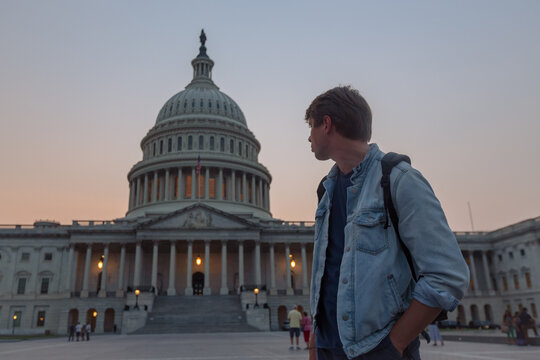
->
(0, 0, 539, 232)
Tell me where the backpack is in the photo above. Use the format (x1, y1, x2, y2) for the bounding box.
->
(316, 152, 447, 339)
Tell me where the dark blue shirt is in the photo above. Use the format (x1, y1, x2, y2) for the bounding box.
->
(316, 169, 352, 353)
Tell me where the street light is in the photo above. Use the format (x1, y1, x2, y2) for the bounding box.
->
(254, 288, 259, 308)
(12, 314, 17, 336)
(134, 289, 140, 310)
(98, 255, 104, 269)
(195, 256, 202, 266)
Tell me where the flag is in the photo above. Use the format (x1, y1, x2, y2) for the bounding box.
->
(196, 155, 201, 175)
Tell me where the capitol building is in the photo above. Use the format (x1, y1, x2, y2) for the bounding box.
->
(0, 32, 538, 335)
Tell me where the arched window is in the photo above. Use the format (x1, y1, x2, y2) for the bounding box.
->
(199, 135, 204, 150)
(160, 140, 163, 155)
(188, 136, 193, 150)
(210, 136, 214, 151)
(220, 137, 225, 152)
(230, 139, 234, 154)
(239, 141, 242, 156)
(168, 138, 172, 152)
(177, 136, 182, 151)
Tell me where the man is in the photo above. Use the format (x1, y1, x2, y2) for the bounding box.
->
(288, 305, 303, 350)
(519, 307, 537, 344)
(85, 323, 91, 341)
(305, 86, 470, 359)
(75, 322, 82, 341)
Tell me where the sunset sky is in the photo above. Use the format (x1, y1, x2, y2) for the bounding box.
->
(1, 0, 539, 231)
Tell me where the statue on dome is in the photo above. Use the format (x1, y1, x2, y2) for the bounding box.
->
(200, 29, 206, 46)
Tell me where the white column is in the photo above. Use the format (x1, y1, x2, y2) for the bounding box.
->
(231, 170, 236, 201)
(269, 244, 277, 295)
(177, 168, 183, 200)
(238, 241, 244, 294)
(81, 245, 92, 298)
(251, 176, 256, 204)
(301, 244, 309, 295)
(164, 169, 170, 201)
(242, 172, 247, 203)
(143, 174, 148, 204)
(220, 241, 228, 295)
(285, 244, 293, 295)
(255, 242, 261, 287)
(218, 168, 223, 200)
(152, 171, 158, 202)
(205, 167, 210, 200)
(151, 241, 158, 295)
(468, 252, 479, 295)
(117, 245, 126, 297)
(168, 241, 177, 296)
(134, 242, 142, 288)
(481, 251, 494, 294)
(184, 241, 192, 295)
(258, 178, 263, 207)
(71, 249, 79, 292)
(98, 245, 109, 297)
(136, 177, 141, 206)
(65, 246, 74, 293)
(191, 167, 196, 199)
(203, 241, 211, 295)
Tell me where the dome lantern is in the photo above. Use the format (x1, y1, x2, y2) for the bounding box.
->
(188, 29, 217, 89)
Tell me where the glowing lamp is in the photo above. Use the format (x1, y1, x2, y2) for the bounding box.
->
(92, 311, 97, 318)
(290, 259, 296, 268)
(135, 289, 140, 296)
(196, 256, 202, 266)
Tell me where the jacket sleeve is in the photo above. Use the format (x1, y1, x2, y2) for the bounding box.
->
(392, 166, 470, 311)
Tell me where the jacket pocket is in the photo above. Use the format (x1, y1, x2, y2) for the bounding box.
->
(353, 211, 388, 254)
(314, 206, 327, 240)
(387, 274, 404, 314)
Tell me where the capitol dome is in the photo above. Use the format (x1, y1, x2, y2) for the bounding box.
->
(125, 30, 272, 219)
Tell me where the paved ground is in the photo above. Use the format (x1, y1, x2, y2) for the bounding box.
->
(1, 332, 539, 360)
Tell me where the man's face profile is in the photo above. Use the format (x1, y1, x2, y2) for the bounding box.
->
(308, 117, 330, 161)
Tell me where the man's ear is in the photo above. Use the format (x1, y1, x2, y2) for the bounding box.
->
(322, 115, 332, 134)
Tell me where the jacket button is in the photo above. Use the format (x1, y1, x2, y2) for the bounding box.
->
(342, 314, 349, 321)
(345, 246, 350, 252)
(342, 278, 348, 284)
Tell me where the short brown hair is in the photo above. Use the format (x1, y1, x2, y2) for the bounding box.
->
(305, 86, 372, 141)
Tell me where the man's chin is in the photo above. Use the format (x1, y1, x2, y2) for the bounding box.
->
(314, 153, 330, 161)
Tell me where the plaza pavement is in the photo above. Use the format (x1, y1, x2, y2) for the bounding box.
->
(1, 332, 539, 360)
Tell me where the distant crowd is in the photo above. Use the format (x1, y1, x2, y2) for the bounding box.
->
(502, 307, 537, 346)
(68, 322, 91, 342)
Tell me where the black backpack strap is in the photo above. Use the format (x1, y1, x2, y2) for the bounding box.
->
(380, 153, 415, 280)
(317, 176, 327, 204)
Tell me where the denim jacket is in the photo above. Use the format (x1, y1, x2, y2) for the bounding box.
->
(310, 144, 470, 358)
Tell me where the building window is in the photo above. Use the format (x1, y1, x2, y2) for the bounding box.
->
(185, 174, 192, 198)
(239, 141, 242, 156)
(245, 144, 248, 158)
(520, 249, 525, 257)
(21, 252, 30, 261)
(498, 254, 503, 262)
(40, 278, 49, 294)
(177, 136, 182, 151)
(168, 138, 172, 152)
(230, 139, 234, 154)
(17, 278, 27, 294)
(188, 136, 193, 150)
(509, 252, 514, 260)
(220, 137, 225, 152)
(514, 274, 520, 290)
(531, 303, 538, 318)
(153, 143, 156, 156)
(526, 272, 532, 288)
(44, 253, 52, 261)
(210, 136, 214, 151)
(13, 311, 22, 327)
(36, 311, 46, 327)
(160, 140, 163, 154)
(502, 276, 508, 291)
(199, 135, 204, 150)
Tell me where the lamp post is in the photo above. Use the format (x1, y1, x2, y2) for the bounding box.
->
(134, 289, 140, 310)
(254, 288, 259, 308)
(12, 314, 17, 336)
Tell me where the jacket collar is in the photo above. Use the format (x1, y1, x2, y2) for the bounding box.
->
(327, 143, 379, 183)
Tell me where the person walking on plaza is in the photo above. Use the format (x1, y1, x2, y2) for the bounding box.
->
(75, 322, 82, 341)
(502, 309, 516, 345)
(68, 324, 75, 342)
(427, 321, 444, 346)
(288, 305, 303, 350)
(85, 323, 91, 341)
(305, 86, 470, 360)
(301, 312, 312, 350)
(519, 308, 536, 344)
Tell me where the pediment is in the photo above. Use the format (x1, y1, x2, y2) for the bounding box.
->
(140, 204, 257, 230)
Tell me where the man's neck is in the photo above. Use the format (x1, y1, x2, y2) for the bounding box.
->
(332, 139, 370, 174)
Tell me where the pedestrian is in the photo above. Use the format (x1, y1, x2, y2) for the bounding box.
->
(287, 305, 303, 350)
(75, 322, 82, 341)
(514, 312, 526, 346)
(80, 322, 85, 341)
(427, 321, 444, 346)
(519, 308, 535, 344)
(68, 324, 75, 342)
(85, 323, 91, 341)
(301, 312, 312, 350)
(305, 86, 470, 360)
(502, 309, 515, 345)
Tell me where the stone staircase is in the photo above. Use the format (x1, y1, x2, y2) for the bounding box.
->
(132, 295, 258, 334)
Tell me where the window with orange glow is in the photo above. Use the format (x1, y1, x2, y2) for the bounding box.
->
(197, 174, 205, 198)
(526, 272, 532, 288)
(174, 176, 179, 198)
(185, 175, 192, 198)
(147, 179, 153, 202)
(209, 177, 216, 199)
(514, 274, 519, 290)
(503, 276, 508, 291)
